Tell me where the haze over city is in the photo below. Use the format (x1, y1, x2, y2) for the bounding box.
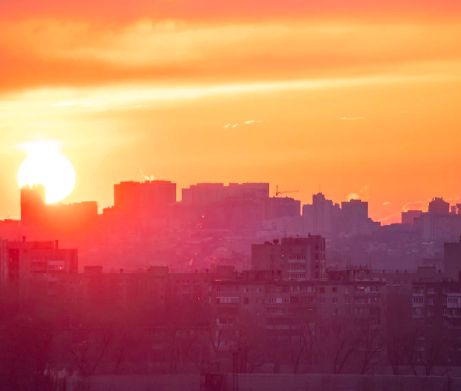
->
(1, 1, 461, 391)
(1, 0, 461, 222)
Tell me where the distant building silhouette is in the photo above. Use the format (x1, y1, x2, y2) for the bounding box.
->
(0, 238, 77, 286)
(251, 236, 326, 281)
(181, 182, 270, 229)
(114, 180, 176, 216)
(428, 197, 450, 215)
(182, 182, 269, 206)
(303, 193, 340, 237)
(20, 185, 46, 227)
(20, 185, 97, 240)
(444, 237, 461, 281)
(401, 210, 423, 225)
(265, 196, 300, 219)
(415, 198, 461, 242)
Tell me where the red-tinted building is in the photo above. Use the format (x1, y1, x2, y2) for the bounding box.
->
(251, 236, 326, 281)
(0, 239, 78, 285)
(114, 180, 176, 216)
(20, 186, 98, 240)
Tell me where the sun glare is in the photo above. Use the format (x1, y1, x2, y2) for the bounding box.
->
(17, 141, 76, 204)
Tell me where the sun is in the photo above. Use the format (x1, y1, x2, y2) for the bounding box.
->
(17, 141, 76, 204)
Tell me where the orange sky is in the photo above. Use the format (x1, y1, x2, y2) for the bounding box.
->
(1, 1, 461, 222)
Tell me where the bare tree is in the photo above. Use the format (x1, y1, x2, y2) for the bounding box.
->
(384, 290, 417, 375)
(356, 321, 383, 374)
(315, 314, 360, 374)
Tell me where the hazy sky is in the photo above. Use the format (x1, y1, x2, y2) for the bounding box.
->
(1, 1, 461, 222)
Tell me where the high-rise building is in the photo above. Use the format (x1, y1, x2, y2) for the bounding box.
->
(20, 185, 46, 227)
(428, 197, 450, 216)
(402, 210, 423, 225)
(181, 182, 270, 207)
(251, 236, 326, 281)
(305, 193, 341, 236)
(341, 199, 368, 220)
(0, 239, 78, 284)
(340, 199, 373, 236)
(415, 198, 461, 242)
(444, 237, 461, 281)
(180, 183, 270, 229)
(20, 185, 98, 239)
(265, 197, 301, 219)
(181, 183, 227, 206)
(227, 183, 270, 200)
(114, 180, 177, 215)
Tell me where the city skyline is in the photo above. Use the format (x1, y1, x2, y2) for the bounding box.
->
(2, 1, 461, 389)
(3, 171, 461, 225)
(1, 1, 461, 222)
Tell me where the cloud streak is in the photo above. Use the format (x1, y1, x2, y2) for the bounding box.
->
(2, 20, 461, 93)
(1, 71, 457, 120)
(224, 120, 262, 129)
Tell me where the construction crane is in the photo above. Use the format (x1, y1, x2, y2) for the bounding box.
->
(275, 185, 299, 197)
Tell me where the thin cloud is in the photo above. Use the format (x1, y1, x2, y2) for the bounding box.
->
(224, 120, 262, 129)
(402, 200, 428, 212)
(347, 192, 360, 201)
(346, 185, 369, 201)
(2, 19, 461, 94)
(378, 212, 402, 225)
(243, 120, 262, 125)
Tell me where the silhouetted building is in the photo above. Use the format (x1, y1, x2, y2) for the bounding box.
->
(20, 185, 46, 227)
(303, 193, 341, 237)
(114, 180, 176, 216)
(0, 219, 20, 240)
(402, 210, 423, 225)
(340, 199, 377, 236)
(428, 197, 450, 216)
(415, 199, 461, 243)
(251, 236, 326, 281)
(445, 237, 461, 281)
(265, 197, 300, 219)
(182, 182, 269, 206)
(180, 182, 270, 230)
(412, 280, 461, 364)
(20, 185, 98, 240)
(211, 271, 384, 351)
(0, 238, 78, 284)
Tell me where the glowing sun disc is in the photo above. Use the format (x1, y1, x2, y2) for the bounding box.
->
(17, 141, 76, 204)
